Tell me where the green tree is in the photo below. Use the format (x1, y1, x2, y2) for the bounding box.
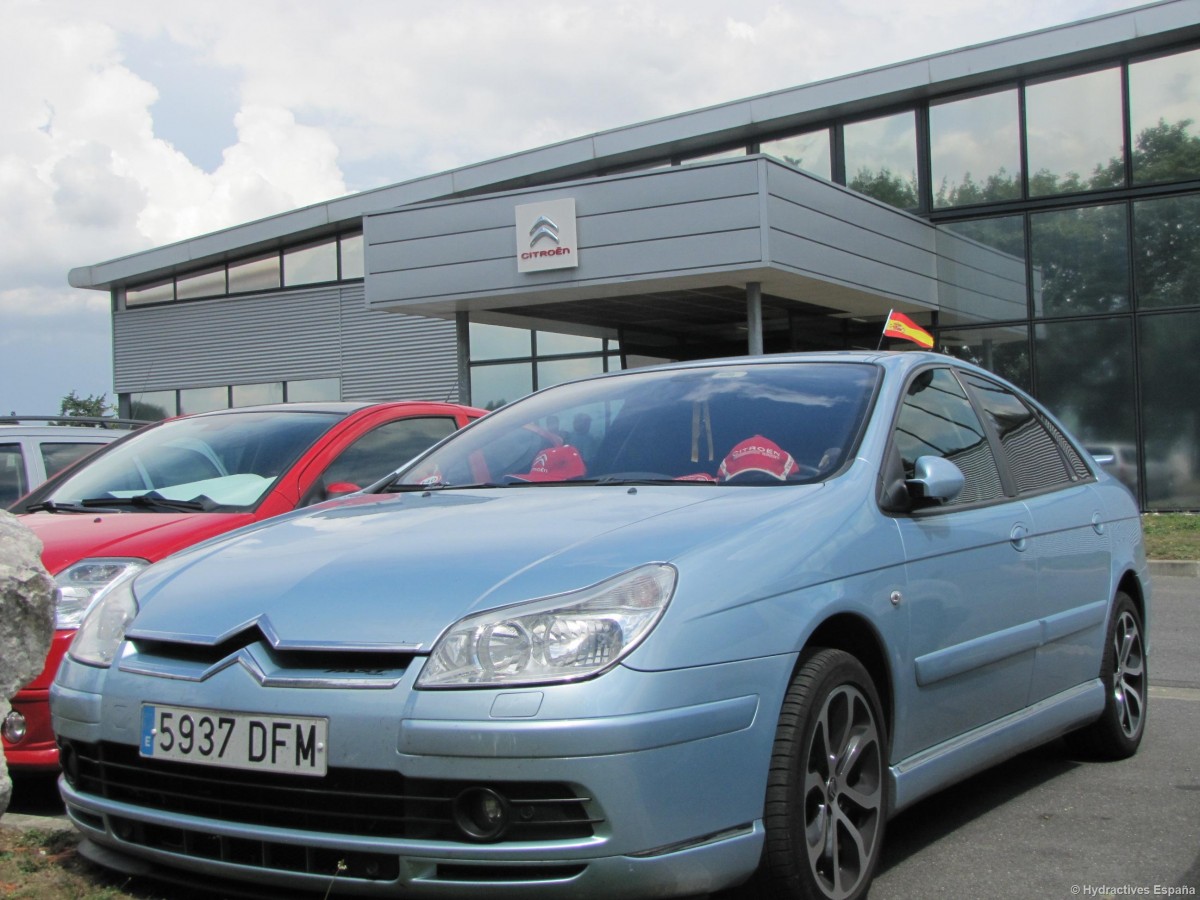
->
(59, 390, 110, 423)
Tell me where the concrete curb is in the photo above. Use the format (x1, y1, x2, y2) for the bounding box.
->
(1148, 559, 1200, 578)
(0, 811, 72, 831)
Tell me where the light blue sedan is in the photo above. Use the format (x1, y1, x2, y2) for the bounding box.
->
(51, 351, 1148, 900)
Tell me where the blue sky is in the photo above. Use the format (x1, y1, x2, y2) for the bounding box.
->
(0, 0, 1144, 415)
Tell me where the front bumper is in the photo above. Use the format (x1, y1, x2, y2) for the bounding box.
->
(51, 651, 794, 898)
(2, 691, 59, 770)
(3, 631, 74, 771)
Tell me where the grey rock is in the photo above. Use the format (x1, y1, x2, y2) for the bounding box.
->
(0, 510, 56, 818)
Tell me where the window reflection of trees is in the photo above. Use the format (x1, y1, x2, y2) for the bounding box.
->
(848, 168, 919, 208)
(832, 113, 1200, 506)
(864, 117, 1200, 211)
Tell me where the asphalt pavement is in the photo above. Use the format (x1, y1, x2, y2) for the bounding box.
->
(3, 565, 1197, 896)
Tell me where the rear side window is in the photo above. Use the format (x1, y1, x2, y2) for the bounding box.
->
(1043, 418, 1094, 481)
(0, 443, 28, 507)
(40, 442, 106, 479)
(963, 374, 1077, 493)
(894, 368, 1005, 505)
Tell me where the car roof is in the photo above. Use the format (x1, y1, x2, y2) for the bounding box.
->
(600, 350, 973, 380)
(0, 424, 125, 438)
(181, 400, 479, 419)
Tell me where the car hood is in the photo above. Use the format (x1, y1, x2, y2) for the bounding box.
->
(21, 511, 257, 576)
(128, 485, 821, 651)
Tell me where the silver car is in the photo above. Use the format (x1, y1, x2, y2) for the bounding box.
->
(0, 420, 129, 507)
(52, 352, 1148, 900)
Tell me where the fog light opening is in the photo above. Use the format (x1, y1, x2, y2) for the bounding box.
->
(59, 741, 79, 786)
(452, 787, 512, 842)
(2, 710, 26, 745)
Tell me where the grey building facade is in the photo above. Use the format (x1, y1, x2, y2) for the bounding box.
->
(71, 0, 1200, 509)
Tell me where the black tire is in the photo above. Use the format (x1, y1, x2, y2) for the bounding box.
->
(758, 648, 888, 900)
(1067, 591, 1147, 759)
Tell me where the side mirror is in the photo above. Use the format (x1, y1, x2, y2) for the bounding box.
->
(325, 481, 362, 499)
(906, 456, 965, 507)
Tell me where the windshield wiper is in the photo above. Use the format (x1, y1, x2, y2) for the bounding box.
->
(383, 481, 452, 493)
(79, 494, 212, 512)
(24, 499, 99, 514)
(382, 481, 505, 493)
(494, 477, 692, 487)
(593, 475, 710, 486)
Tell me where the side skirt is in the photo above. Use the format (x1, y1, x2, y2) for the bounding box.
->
(889, 679, 1104, 815)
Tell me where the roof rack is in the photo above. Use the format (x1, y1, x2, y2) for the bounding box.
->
(0, 415, 149, 429)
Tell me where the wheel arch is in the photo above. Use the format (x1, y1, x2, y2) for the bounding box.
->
(802, 613, 895, 750)
(1115, 568, 1149, 655)
(1116, 569, 1145, 621)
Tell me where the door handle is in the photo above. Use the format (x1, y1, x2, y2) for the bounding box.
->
(1010, 523, 1028, 551)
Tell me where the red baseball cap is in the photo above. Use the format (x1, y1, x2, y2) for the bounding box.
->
(512, 445, 587, 482)
(718, 436, 796, 481)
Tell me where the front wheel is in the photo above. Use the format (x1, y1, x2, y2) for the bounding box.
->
(758, 649, 888, 900)
(1067, 591, 1147, 759)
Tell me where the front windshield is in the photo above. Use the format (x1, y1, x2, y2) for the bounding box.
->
(47, 410, 344, 510)
(398, 362, 878, 488)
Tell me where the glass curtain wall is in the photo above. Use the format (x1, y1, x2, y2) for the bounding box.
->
(468, 322, 622, 411)
(923, 45, 1200, 509)
(126, 232, 364, 307)
(126, 378, 341, 421)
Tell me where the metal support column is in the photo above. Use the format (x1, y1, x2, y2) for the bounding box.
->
(455, 311, 471, 405)
(747, 282, 764, 356)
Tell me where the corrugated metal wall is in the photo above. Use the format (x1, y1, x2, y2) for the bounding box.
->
(113, 284, 457, 402)
(337, 289, 460, 401)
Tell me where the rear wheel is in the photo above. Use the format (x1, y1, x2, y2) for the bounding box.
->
(1067, 591, 1147, 759)
(759, 649, 887, 900)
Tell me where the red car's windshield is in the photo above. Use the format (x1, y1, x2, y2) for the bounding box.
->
(44, 410, 343, 510)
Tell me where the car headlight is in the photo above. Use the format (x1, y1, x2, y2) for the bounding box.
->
(55, 558, 147, 629)
(67, 569, 141, 668)
(418, 564, 677, 689)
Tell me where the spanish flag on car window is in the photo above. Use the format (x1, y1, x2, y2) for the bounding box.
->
(881, 310, 935, 349)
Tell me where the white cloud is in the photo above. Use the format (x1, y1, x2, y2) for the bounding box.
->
(136, 104, 346, 244)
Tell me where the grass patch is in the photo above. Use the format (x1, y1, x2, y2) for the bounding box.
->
(0, 825, 126, 899)
(0, 825, 211, 900)
(1142, 512, 1200, 560)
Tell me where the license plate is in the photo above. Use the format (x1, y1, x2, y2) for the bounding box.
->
(140, 704, 328, 776)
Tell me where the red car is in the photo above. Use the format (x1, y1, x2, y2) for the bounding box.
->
(4, 400, 482, 770)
